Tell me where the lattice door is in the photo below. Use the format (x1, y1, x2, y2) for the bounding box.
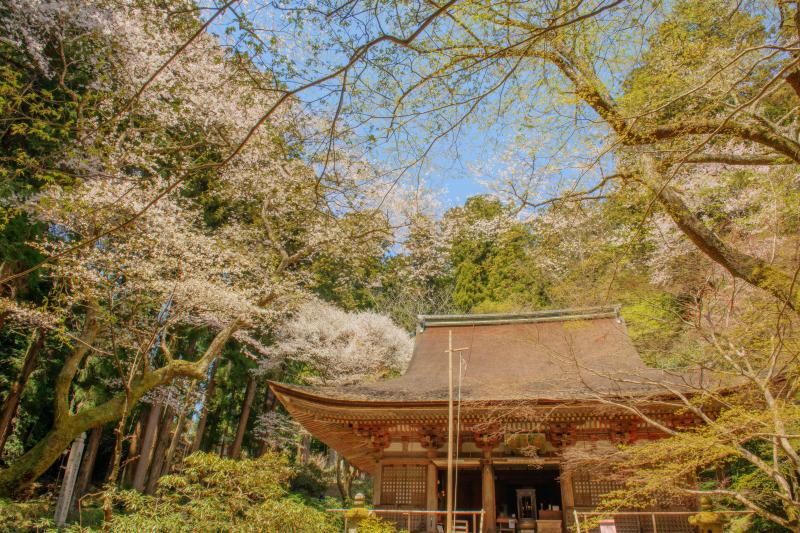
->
(570, 471, 697, 533)
(380, 464, 427, 531)
(571, 470, 622, 507)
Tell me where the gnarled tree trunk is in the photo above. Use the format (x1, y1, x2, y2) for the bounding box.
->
(0, 318, 241, 497)
(537, 46, 800, 312)
(637, 155, 800, 312)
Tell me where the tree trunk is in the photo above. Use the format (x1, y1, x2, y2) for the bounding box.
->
(54, 433, 86, 527)
(103, 382, 136, 531)
(161, 337, 199, 471)
(0, 329, 45, 456)
(145, 404, 175, 494)
(229, 375, 257, 459)
(298, 434, 311, 464)
(72, 426, 102, 507)
(540, 47, 800, 311)
(638, 155, 800, 312)
(123, 412, 144, 487)
(131, 402, 162, 492)
(335, 454, 356, 503)
(218, 418, 231, 457)
(163, 382, 196, 474)
(190, 359, 220, 453)
(0, 318, 241, 497)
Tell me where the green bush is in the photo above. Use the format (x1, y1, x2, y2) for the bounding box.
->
(290, 459, 331, 499)
(350, 514, 406, 533)
(109, 452, 337, 532)
(0, 497, 53, 532)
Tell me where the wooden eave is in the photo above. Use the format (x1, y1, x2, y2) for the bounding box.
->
(268, 381, 693, 474)
(269, 381, 683, 424)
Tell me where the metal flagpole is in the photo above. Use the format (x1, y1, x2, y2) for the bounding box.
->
(446, 329, 454, 533)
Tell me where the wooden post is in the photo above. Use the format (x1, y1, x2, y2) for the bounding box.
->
(651, 513, 658, 533)
(372, 460, 382, 506)
(427, 461, 438, 532)
(574, 509, 582, 533)
(560, 468, 575, 531)
(54, 432, 86, 527)
(407, 512, 412, 532)
(481, 457, 495, 532)
(446, 329, 454, 533)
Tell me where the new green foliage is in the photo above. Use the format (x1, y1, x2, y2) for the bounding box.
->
(109, 452, 337, 532)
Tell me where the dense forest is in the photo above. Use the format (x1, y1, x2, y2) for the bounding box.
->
(1, 0, 799, 531)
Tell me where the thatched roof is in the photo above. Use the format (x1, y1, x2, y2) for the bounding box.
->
(269, 306, 708, 472)
(272, 306, 685, 404)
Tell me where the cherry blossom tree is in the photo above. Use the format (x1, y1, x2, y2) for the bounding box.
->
(0, 0, 393, 496)
(263, 299, 412, 385)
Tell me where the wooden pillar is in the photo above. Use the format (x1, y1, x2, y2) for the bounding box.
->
(560, 467, 575, 531)
(481, 457, 496, 533)
(426, 460, 438, 532)
(54, 433, 86, 527)
(372, 460, 383, 506)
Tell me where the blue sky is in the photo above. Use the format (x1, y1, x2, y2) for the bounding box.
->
(206, 1, 630, 214)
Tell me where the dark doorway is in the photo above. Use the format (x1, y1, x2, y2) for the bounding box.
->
(494, 465, 562, 520)
(437, 468, 482, 529)
(437, 468, 482, 509)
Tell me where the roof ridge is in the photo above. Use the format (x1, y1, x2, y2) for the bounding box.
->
(417, 305, 621, 329)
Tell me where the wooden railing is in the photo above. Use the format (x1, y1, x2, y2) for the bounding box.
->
(326, 508, 485, 533)
(573, 510, 753, 533)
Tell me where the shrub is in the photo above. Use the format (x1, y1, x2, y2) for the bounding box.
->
(109, 452, 337, 532)
(352, 514, 406, 533)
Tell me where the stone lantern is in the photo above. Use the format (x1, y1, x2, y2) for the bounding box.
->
(688, 497, 727, 533)
(345, 493, 369, 533)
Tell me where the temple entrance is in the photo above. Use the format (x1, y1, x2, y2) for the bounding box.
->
(436, 467, 482, 530)
(435, 464, 563, 532)
(494, 464, 563, 530)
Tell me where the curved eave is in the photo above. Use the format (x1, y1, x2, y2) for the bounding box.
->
(268, 380, 684, 416)
(269, 381, 387, 473)
(268, 381, 692, 475)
